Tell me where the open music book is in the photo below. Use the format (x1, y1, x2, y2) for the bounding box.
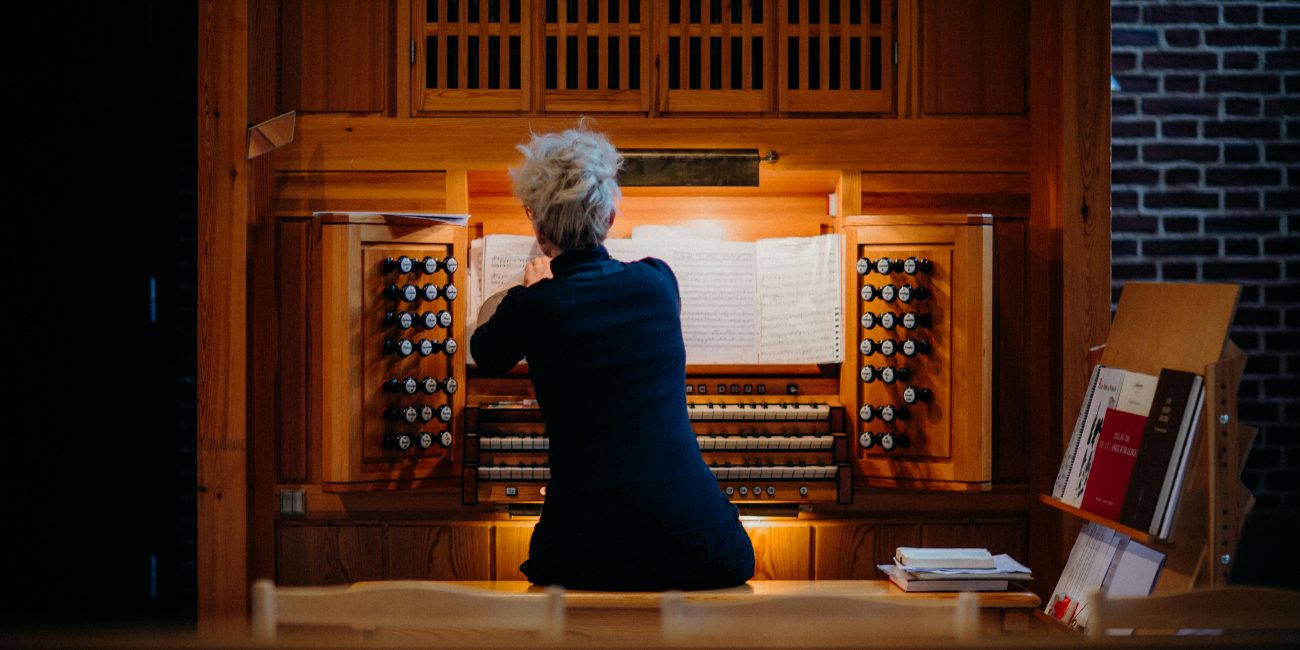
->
(467, 231, 843, 365)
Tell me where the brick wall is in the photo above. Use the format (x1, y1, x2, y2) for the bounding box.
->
(1112, 1, 1299, 511)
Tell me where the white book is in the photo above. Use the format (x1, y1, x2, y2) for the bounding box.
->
(894, 547, 994, 569)
(1115, 370, 1159, 416)
(1060, 366, 1127, 506)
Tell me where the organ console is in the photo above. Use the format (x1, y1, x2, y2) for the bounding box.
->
(463, 399, 852, 506)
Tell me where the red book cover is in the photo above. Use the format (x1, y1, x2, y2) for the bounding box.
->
(1080, 408, 1148, 521)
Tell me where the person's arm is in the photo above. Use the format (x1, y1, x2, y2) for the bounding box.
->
(469, 255, 553, 376)
(469, 285, 531, 375)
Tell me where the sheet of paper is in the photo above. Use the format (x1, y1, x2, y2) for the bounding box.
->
(755, 234, 843, 363)
(482, 235, 544, 297)
(464, 238, 485, 366)
(662, 240, 758, 364)
(311, 211, 469, 226)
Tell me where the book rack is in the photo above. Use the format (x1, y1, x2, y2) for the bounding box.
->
(1040, 282, 1252, 593)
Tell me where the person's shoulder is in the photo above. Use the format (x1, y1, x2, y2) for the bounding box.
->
(628, 256, 676, 278)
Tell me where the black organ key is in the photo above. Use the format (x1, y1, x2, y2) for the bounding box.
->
(385, 311, 415, 330)
(901, 312, 929, 330)
(879, 284, 898, 302)
(422, 283, 441, 302)
(382, 433, 413, 451)
(856, 257, 871, 275)
(858, 431, 876, 449)
(901, 339, 931, 357)
(874, 257, 893, 275)
(421, 377, 440, 394)
(383, 256, 415, 274)
(879, 366, 910, 385)
(384, 338, 414, 357)
(418, 405, 435, 422)
(860, 312, 877, 329)
(415, 431, 435, 450)
(878, 339, 898, 357)
(903, 257, 932, 275)
(859, 365, 877, 383)
(438, 430, 454, 448)
(385, 377, 419, 395)
(879, 311, 897, 330)
(860, 285, 877, 302)
(442, 256, 459, 275)
(386, 283, 420, 303)
(436, 405, 454, 423)
(443, 283, 458, 301)
(859, 339, 876, 356)
(897, 285, 931, 303)
(419, 256, 440, 275)
(385, 406, 418, 424)
(903, 386, 932, 405)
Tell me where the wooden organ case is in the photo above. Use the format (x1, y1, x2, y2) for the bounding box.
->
(225, 0, 1111, 600)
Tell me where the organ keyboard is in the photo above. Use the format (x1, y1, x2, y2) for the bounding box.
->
(463, 399, 852, 506)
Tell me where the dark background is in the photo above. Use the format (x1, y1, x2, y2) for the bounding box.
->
(0, 0, 1294, 627)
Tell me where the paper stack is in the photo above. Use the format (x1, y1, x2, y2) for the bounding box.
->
(879, 548, 1033, 592)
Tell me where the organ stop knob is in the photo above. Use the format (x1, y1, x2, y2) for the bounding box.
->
(383, 256, 414, 274)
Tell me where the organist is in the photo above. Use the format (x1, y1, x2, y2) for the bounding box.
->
(470, 124, 755, 590)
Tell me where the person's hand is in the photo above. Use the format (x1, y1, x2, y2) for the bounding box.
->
(523, 256, 554, 286)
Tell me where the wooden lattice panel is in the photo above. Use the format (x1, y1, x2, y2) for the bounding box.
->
(541, 0, 649, 112)
(659, 0, 772, 112)
(416, 0, 530, 112)
(779, 0, 893, 112)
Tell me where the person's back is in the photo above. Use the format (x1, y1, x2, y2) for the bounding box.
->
(469, 124, 754, 590)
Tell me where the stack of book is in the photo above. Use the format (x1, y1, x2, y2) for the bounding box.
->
(878, 547, 1033, 592)
(1051, 364, 1205, 538)
(1044, 522, 1165, 632)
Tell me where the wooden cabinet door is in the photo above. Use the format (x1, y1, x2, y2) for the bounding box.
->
(778, 0, 894, 112)
(415, 0, 532, 112)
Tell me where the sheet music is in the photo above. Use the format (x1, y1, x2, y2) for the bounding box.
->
(465, 238, 485, 365)
(755, 234, 843, 363)
(482, 234, 544, 298)
(662, 240, 758, 364)
(631, 223, 725, 241)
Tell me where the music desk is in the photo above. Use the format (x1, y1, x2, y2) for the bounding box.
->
(455, 580, 1041, 639)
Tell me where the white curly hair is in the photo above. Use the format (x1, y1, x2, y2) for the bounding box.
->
(510, 122, 623, 252)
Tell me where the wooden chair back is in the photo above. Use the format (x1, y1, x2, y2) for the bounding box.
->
(661, 590, 979, 643)
(1087, 586, 1300, 637)
(250, 579, 564, 643)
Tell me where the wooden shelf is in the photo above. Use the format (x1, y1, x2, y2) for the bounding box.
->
(1037, 494, 1165, 547)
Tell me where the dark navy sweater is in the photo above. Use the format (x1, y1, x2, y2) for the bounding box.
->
(470, 245, 754, 590)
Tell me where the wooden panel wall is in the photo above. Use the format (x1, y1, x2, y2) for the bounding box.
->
(198, 0, 252, 630)
(920, 0, 1027, 115)
(280, 0, 393, 113)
